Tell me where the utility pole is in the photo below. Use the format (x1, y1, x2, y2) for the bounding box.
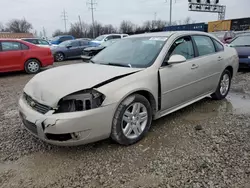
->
(61, 9, 68, 33)
(87, 0, 97, 38)
(154, 12, 157, 21)
(166, 0, 173, 26)
(42, 27, 46, 39)
(78, 15, 83, 35)
(169, 0, 173, 26)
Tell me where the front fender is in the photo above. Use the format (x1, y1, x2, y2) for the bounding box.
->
(97, 68, 159, 110)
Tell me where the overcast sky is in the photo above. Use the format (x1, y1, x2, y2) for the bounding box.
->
(0, 0, 249, 36)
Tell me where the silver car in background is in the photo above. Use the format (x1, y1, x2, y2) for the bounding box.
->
(19, 31, 239, 146)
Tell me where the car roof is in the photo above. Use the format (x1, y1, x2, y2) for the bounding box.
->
(0, 38, 23, 42)
(127, 31, 214, 38)
(56, 35, 73, 37)
(237, 33, 250, 36)
(21, 38, 45, 40)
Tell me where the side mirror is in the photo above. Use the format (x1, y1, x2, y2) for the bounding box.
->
(168, 54, 186, 65)
(104, 38, 108, 41)
(66, 45, 72, 49)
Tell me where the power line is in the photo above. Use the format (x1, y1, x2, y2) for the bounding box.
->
(61, 9, 68, 33)
(87, 0, 97, 38)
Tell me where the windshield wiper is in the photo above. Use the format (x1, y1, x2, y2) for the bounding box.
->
(106, 63, 131, 68)
(232, 45, 250, 47)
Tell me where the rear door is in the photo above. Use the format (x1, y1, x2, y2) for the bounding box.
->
(191, 35, 224, 95)
(0, 41, 25, 72)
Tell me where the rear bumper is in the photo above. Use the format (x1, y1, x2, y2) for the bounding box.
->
(41, 56, 54, 67)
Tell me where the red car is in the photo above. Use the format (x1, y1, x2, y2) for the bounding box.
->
(0, 39, 54, 74)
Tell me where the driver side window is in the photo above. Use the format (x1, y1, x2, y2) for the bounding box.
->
(163, 36, 195, 65)
(170, 36, 194, 60)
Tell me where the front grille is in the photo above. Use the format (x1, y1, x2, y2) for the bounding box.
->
(23, 93, 51, 114)
(20, 112, 38, 135)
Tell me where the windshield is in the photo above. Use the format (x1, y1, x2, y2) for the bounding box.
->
(94, 35, 106, 41)
(58, 40, 71, 47)
(230, 35, 250, 46)
(51, 36, 60, 41)
(101, 39, 118, 47)
(92, 37, 167, 68)
(213, 32, 225, 40)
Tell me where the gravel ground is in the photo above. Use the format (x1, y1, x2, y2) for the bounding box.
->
(0, 62, 250, 188)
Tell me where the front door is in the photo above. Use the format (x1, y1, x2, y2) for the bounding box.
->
(66, 40, 81, 58)
(160, 36, 202, 111)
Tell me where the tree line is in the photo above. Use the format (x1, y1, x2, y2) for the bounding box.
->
(0, 17, 195, 39)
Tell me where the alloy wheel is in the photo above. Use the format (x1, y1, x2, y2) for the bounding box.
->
(220, 73, 230, 96)
(122, 102, 148, 139)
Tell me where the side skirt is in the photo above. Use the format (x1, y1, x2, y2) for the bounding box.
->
(154, 92, 213, 120)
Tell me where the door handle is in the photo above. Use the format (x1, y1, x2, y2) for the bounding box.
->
(218, 56, 223, 61)
(191, 64, 199, 69)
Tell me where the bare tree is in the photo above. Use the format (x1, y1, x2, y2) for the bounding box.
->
(52, 29, 66, 37)
(143, 20, 168, 32)
(178, 17, 195, 25)
(6, 19, 33, 33)
(0, 23, 4, 31)
(68, 22, 83, 38)
(103, 24, 117, 34)
(120, 20, 134, 33)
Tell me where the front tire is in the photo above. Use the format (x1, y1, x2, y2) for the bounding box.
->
(24, 59, 41, 74)
(211, 69, 232, 100)
(111, 94, 152, 145)
(54, 52, 65, 62)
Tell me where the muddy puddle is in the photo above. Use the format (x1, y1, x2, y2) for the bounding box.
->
(183, 92, 250, 122)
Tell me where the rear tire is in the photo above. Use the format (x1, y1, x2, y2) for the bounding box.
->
(24, 59, 41, 74)
(111, 94, 152, 145)
(211, 69, 231, 100)
(55, 52, 65, 62)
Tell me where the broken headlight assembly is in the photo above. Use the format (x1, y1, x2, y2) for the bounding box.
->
(55, 89, 105, 113)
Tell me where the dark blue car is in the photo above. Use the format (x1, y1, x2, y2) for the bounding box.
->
(51, 39, 91, 61)
(229, 34, 250, 69)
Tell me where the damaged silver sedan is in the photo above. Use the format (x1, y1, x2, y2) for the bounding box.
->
(19, 31, 239, 146)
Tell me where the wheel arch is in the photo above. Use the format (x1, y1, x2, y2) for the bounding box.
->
(225, 66, 233, 77)
(115, 89, 157, 117)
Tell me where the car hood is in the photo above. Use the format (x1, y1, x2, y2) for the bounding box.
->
(84, 46, 105, 51)
(234, 46, 250, 57)
(24, 63, 141, 107)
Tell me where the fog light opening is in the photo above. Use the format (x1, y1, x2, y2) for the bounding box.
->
(71, 132, 81, 140)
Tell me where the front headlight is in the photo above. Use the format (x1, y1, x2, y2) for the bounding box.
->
(55, 89, 105, 113)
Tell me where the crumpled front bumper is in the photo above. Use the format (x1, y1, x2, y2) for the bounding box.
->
(18, 97, 117, 146)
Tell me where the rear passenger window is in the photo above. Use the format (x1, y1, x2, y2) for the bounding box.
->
(193, 36, 216, 56)
(213, 39, 224, 52)
(21, 44, 29, 50)
(112, 35, 121, 39)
